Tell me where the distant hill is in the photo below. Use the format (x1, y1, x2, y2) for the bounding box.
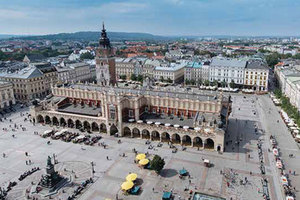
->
(0, 34, 25, 39)
(7, 31, 176, 41)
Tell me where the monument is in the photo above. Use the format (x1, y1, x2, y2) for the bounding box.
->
(38, 156, 63, 189)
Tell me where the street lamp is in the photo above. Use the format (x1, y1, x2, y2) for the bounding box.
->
(91, 161, 95, 174)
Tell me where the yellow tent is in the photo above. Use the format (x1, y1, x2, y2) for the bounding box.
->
(139, 159, 149, 165)
(121, 181, 134, 190)
(136, 153, 146, 160)
(126, 173, 138, 182)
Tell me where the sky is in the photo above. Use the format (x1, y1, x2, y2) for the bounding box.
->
(0, 0, 300, 36)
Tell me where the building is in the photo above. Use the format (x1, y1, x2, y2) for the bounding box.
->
(30, 62, 58, 95)
(30, 24, 231, 152)
(243, 60, 269, 91)
(184, 61, 210, 84)
(0, 81, 15, 110)
(275, 64, 300, 111)
(154, 61, 186, 83)
(0, 66, 52, 102)
(31, 83, 231, 152)
(23, 54, 46, 64)
(95, 23, 116, 86)
(69, 62, 93, 83)
(209, 57, 247, 85)
(115, 58, 136, 80)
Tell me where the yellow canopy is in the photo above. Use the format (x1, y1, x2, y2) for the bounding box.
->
(139, 158, 149, 165)
(121, 181, 134, 190)
(136, 153, 146, 160)
(126, 173, 138, 182)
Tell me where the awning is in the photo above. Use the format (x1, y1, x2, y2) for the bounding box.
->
(281, 176, 288, 185)
(179, 168, 187, 175)
(273, 148, 278, 156)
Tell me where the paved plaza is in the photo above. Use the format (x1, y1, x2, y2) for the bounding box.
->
(0, 94, 299, 200)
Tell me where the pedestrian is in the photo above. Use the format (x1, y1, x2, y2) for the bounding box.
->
(2, 153, 5, 158)
(152, 187, 154, 192)
(26, 160, 28, 165)
(25, 152, 28, 156)
(293, 171, 296, 176)
(106, 156, 109, 160)
(227, 182, 230, 187)
(289, 170, 291, 174)
(29, 160, 31, 165)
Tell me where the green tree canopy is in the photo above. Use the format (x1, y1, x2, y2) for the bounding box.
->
(80, 52, 94, 60)
(266, 53, 280, 68)
(150, 155, 165, 174)
(131, 74, 137, 81)
(137, 74, 143, 83)
(229, 80, 235, 88)
(120, 74, 126, 80)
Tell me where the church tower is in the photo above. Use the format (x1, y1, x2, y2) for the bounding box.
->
(95, 23, 116, 86)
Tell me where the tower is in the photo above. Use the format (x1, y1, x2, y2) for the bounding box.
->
(95, 22, 117, 86)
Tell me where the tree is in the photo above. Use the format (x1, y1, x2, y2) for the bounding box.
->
(221, 80, 227, 87)
(204, 80, 210, 86)
(190, 79, 196, 85)
(212, 80, 218, 86)
(120, 74, 126, 80)
(137, 74, 143, 83)
(185, 79, 190, 85)
(266, 53, 280, 68)
(160, 76, 164, 82)
(167, 77, 172, 83)
(229, 80, 235, 88)
(197, 79, 203, 86)
(80, 52, 94, 60)
(150, 155, 165, 174)
(130, 74, 137, 81)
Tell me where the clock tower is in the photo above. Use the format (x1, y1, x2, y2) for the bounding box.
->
(95, 23, 116, 86)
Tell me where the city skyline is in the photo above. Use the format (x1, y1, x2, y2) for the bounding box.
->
(1, 0, 300, 36)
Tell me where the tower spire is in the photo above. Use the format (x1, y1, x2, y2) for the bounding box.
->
(102, 21, 105, 31)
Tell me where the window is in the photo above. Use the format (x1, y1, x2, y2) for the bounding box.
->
(152, 108, 156, 113)
(129, 110, 134, 117)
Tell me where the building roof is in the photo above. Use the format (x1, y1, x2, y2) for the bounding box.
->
(246, 60, 268, 70)
(63, 84, 223, 102)
(0, 66, 43, 79)
(211, 57, 247, 68)
(24, 54, 46, 62)
(69, 62, 89, 69)
(186, 61, 203, 68)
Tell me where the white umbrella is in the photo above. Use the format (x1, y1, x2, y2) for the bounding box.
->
(194, 127, 201, 131)
(147, 121, 153, 125)
(128, 119, 135, 122)
(174, 124, 180, 128)
(183, 126, 189, 130)
(155, 122, 161, 125)
(137, 120, 143, 123)
(165, 123, 171, 127)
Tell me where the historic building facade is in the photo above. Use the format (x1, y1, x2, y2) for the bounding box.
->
(95, 23, 116, 86)
(0, 81, 15, 110)
(31, 83, 231, 152)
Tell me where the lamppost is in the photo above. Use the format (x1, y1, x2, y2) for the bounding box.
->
(91, 161, 95, 175)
